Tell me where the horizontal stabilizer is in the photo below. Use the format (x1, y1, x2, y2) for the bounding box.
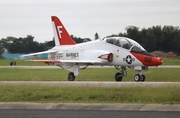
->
(21, 50, 59, 57)
(27, 59, 102, 64)
(27, 60, 61, 63)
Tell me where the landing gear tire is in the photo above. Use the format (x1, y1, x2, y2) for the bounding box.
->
(134, 74, 145, 82)
(140, 74, 145, 82)
(68, 72, 75, 81)
(134, 74, 140, 82)
(115, 72, 122, 82)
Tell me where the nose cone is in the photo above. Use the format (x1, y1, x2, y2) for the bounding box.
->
(131, 52, 163, 66)
(153, 57, 163, 66)
(143, 56, 163, 66)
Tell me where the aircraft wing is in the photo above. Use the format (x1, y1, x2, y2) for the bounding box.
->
(21, 50, 59, 57)
(27, 59, 102, 64)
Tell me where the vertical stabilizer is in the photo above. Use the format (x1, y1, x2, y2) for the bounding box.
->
(51, 16, 76, 46)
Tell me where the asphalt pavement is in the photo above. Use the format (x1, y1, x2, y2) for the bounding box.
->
(0, 109, 179, 118)
(0, 103, 180, 118)
(0, 103, 180, 111)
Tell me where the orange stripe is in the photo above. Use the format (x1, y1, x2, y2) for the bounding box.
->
(131, 52, 162, 66)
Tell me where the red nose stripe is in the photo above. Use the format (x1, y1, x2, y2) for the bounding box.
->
(131, 52, 162, 66)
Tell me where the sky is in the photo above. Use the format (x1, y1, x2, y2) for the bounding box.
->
(0, 0, 180, 42)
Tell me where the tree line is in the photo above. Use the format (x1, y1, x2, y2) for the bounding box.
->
(0, 35, 53, 54)
(0, 25, 180, 58)
(0, 35, 90, 58)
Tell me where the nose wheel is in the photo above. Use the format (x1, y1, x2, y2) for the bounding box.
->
(134, 74, 145, 82)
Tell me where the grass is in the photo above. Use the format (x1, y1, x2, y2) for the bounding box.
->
(162, 59, 180, 65)
(0, 85, 179, 104)
(0, 59, 50, 66)
(0, 68, 68, 81)
(0, 58, 180, 103)
(0, 68, 180, 81)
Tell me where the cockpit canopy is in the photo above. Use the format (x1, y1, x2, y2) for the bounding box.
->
(105, 37, 146, 53)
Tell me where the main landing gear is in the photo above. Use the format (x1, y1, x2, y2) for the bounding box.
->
(68, 72, 75, 81)
(114, 66, 127, 82)
(66, 64, 90, 81)
(114, 66, 146, 82)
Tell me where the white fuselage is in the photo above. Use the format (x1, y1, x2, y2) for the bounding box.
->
(48, 39, 143, 67)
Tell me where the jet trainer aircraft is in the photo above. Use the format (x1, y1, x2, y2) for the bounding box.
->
(22, 16, 162, 82)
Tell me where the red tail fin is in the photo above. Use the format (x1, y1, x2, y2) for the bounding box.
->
(51, 16, 76, 46)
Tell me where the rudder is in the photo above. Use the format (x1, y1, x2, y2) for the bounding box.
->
(51, 16, 76, 46)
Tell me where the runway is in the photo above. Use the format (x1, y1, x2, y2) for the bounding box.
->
(0, 103, 180, 118)
(0, 81, 179, 87)
(0, 109, 179, 118)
